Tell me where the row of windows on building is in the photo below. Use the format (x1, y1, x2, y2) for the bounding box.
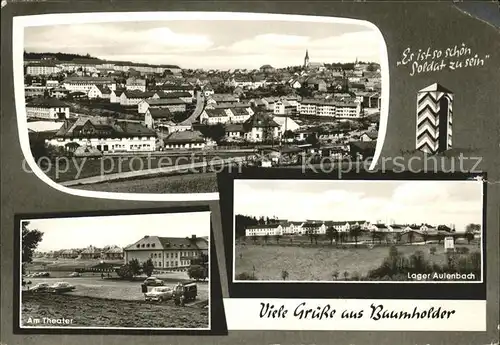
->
(152, 260, 191, 267)
(149, 251, 198, 259)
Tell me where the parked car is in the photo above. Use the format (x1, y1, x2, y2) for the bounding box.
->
(31, 283, 51, 292)
(69, 272, 81, 277)
(144, 286, 173, 302)
(50, 282, 75, 293)
(34, 272, 50, 277)
(173, 282, 197, 306)
(143, 277, 164, 286)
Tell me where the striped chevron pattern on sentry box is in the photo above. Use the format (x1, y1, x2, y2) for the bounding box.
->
(416, 83, 454, 154)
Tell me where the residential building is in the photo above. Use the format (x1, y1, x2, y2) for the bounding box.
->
(144, 108, 172, 129)
(46, 80, 60, 88)
(301, 222, 327, 235)
(158, 84, 194, 97)
(225, 123, 246, 139)
(243, 112, 280, 142)
(208, 94, 239, 105)
(25, 86, 50, 99)
(274, 100, 296, 115)
(110, 89, 125, 103)
(63, 77, 116, 93)
(272, 116, 301, 136)
(46, 116, 157, 153)
(163, 130, 206, 149)
(26, 98, 70, 120)
(245, 224, 283, 237)
(26, 62, 61, 76)
(120, 90, 155, 106)
(281, 221, 304, 235)
(360, 131, 378, 142)
(138, 98, 187, 114)
(80, 245, 101, 259)
(103, 246, 124, 260)
(123, 235, 208, 270)
(125, 77, 147, 92)
(152, 91, 193, 103)
(200, 108, 230, 125)
(298, 99, 362, 118)
(50, 87, 70, 99)
(87, 84, 112, 99)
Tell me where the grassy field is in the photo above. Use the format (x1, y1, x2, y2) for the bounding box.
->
(234, 243, 481, 281)
(21, 293, 209, 328)
(74, 172, 218, 193)
(39, 152, 248, 183)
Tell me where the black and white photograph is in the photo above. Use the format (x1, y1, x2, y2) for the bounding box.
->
(233, 179, 483, 282)
(19, 211, 211, 330)
(16, 12, 387, 196)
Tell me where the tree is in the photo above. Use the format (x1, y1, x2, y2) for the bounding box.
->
(117, 264, 134, 280)
(251, 235, 258, 244)
(263, 234, 269, 244)
(142, 258, 155, 277)
(465, 223, 480, 244)
(129, 258, 141, 277)
(281, 270, 289, 281)
(349, 225, 363, 248)
(283, 130, 295, 140)
(326, 227, 338, 245)
(465, 231, 475, 244)
(306, 229, 314, 244)
(22, 222, 44, 271)
(275, 234, 282, 244)
(305, 134, 319, 147)
(332, 270, 339, 280)
(313, 233, 319, 245)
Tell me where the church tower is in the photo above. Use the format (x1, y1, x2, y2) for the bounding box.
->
(304, 49, 309, 68)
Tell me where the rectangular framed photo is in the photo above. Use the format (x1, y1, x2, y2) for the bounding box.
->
(13, 206, 227, 335)
(217, 170, 486, 299)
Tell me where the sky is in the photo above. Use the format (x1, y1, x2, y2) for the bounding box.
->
(24, 20, 382, 69)
(234, 180, 483, 232)
(23, 211, 210, 252)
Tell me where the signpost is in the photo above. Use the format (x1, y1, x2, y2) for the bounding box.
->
(444, 236, 455, 252)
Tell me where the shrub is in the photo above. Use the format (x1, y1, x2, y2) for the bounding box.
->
(236, 272, 256, 280)
(455, 247, 470, 255)
(332, 270, 339, 280)
(281, 270, 289, 281)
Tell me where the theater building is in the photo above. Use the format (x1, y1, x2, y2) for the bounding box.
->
(123, 235, 209, 271)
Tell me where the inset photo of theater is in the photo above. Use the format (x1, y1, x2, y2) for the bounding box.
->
(18, 210, 211, 330)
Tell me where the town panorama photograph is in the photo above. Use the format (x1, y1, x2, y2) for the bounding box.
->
(22, 18, 384, 194)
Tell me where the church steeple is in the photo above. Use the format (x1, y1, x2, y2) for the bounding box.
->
(304, 49, 310, 68)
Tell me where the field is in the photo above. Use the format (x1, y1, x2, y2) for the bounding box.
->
(39, 152, 249, 183)
(234, 243, 481, 281)
(74, 172, 218, 193)
(21, 293, 209, 328)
